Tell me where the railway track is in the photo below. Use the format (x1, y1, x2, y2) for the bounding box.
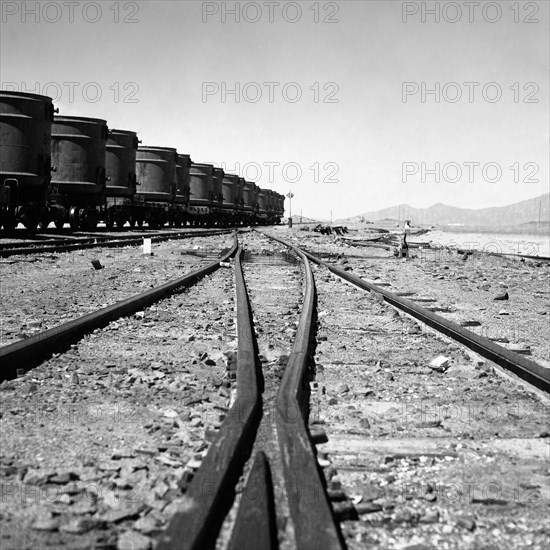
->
(0, 235, 238, 379)
(1, 230, 548, 549)
(1, 232, 343, 549)
(262, 232, 550, 393)
(0, 236, 241, 549)
(158, 233, 343, 549)
(0, 232, 236, 350)
(342, 236, 550, 263)
(0, 228, 233, 258)
(257, 230, 550, 549)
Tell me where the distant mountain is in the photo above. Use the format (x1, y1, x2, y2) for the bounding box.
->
(347, 193, 549, 227)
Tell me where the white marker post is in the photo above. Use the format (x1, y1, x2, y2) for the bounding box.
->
(143, 238, 152, 255)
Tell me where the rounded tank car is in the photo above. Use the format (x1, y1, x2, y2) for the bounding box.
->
(242, 180, 258, 225)
(49, 115, 108, 230)
(267, 190, 275, 222)
(256, 187, 268, 223)
(220, 173, 239, 226)
(211, 167, 225, 225)
(105, 129, 138, 229)
(0, 88, 285, 231)
(188, 163, 214, 226)
(274, 192, 284, 223)
(172, 154, 191, 227)
(0, 90, 54, 231)
(236, 177, 246, 223)
(134, 146, 178, 229)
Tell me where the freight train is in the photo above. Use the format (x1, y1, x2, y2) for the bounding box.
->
(0, 90, 285, 231)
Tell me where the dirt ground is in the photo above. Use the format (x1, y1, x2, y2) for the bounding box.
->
(0, 235, 235, 549)
(266, 225, 550, 550)
(1, 227, 548, 549)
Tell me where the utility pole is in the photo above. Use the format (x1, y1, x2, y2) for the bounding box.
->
(286, 191, 294, 227)
(300, 209, 302, 224)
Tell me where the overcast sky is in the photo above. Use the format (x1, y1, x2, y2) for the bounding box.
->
(1, 0, 548, 219)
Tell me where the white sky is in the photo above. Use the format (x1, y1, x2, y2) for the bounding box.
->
(1, 0, 548, 219)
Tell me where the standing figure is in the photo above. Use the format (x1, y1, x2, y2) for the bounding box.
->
(403, 220, 411, 248)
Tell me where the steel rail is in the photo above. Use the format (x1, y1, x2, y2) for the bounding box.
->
(158, 245, 262, 550)
(0, 229, 225, 249)
(261, 232, 550, 393)
(275, 246, 346, 549)
(487, 251, 550, 262)
(0, 236, 85, 248)
(426, 245, 550, 262)
(341, 237, 550, 261)
(227, 451, 276, 550)
(0, 229, 232, 257)
(341, 238, 391, 250)
(0, 236, 238, 381)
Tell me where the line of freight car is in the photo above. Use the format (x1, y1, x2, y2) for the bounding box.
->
(0, 90, 285, 232)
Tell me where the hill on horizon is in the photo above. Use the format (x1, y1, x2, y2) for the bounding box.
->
(343, 193, 550, 227)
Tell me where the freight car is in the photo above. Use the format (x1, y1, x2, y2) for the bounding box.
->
(49, 115, 108, 230)
(0, 89, 285, 231)
(105, 128, 139, 230)
(0, 90, 54, 231)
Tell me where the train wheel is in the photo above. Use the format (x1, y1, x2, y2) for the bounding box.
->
(129, 218, 136, 229)
(116, 218, 126, 230)
(137, 219, 144, 229)
(69, 206, 80, 230)
(54, 220, 65, 230)
(106, 217, 114, 230)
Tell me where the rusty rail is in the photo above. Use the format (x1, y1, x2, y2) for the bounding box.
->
(0, 228, 232, 257)
(261, 231, 550, 393)
(275, 246, 345, 549)
(0, 236, 238, 380)
(158, 246, 262, 550)
(158, 236, 345, 549)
